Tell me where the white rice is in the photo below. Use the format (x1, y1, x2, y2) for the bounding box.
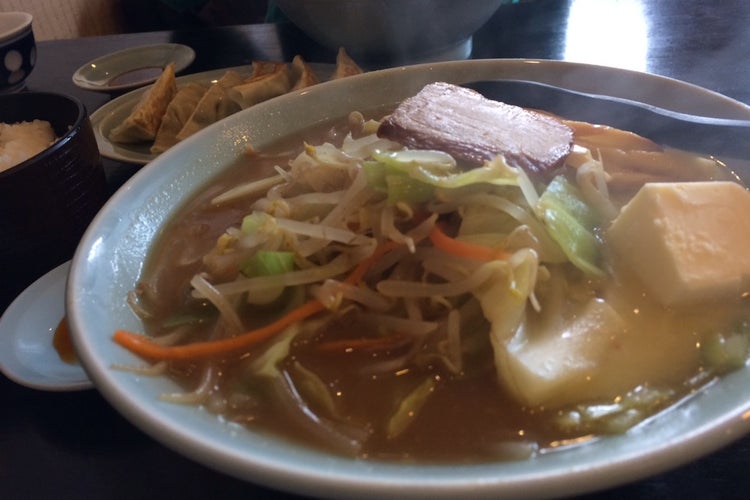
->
(0, 120, 57, 173)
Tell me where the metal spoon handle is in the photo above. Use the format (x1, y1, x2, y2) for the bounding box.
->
(463, 79, 750, 159)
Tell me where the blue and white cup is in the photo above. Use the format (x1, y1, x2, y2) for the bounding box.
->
(0, 12, 35, 93)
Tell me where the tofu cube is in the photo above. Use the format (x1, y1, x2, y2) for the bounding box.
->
(606, 181, 750, 306)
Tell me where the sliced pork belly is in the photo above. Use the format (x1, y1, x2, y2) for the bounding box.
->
(377, 82, 574, 177)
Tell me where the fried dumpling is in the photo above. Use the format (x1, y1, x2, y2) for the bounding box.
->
(109, 63, 178, 144)
(150, 82, 208, 154)
(248, 60, 286, 79)
(229, 63, 291, 109)
(176, 78, 242, 141)
(215, 69, 245, 88)
(290, 55, 319, 90)
(332, 48, 363, 79)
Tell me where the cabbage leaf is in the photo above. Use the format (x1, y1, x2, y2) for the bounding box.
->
(473, 249, 629, 408)
(536, 176, 604, 276)
(365, 150, 523, 205)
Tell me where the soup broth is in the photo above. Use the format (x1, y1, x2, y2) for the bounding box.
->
(123, 106, 750, 463)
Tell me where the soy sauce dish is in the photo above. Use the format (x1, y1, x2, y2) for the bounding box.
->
(67, 59, 750, 499)
(72, 43, 195, 92)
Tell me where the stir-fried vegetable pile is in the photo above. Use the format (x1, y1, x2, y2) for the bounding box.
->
(114, 110, 750, 459)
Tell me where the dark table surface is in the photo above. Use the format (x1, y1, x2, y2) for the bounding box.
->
(3, 0, 750, 498)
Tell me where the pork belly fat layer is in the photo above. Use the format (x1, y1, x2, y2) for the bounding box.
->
(377, 82, 574, 176)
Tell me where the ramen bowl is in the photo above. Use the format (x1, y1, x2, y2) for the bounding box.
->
(0, 12, 36, 93)
(0, 91, 105, 309)
(274, 0, 504, 65)
(68, 59, 750, 498)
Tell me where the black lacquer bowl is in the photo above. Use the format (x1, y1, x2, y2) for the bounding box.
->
(0, 92, 106, 309)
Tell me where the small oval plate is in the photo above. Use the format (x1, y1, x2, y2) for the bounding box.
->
(0, 260, 93, 391)
(72, 43, 195, 92)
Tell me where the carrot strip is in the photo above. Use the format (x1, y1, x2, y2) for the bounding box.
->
(113, 299, 325, 361)
(344, 239, 403, 285)
(428, 225, 510, 261)
(113, 240, 404, 361)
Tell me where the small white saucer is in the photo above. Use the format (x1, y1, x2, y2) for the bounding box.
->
(0, 260, 93, 391)
(72, 43, 195, 92)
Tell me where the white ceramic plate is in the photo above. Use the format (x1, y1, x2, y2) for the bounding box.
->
(90, 63, 334, 165)
(72, 43, 195, 92)
(68, 59, 750, 499)
(90, 65, 248, 165)
(0, 261, 93, 391)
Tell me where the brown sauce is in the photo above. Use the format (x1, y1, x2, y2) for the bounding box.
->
(53, 315, 78, 365)
(108, 66, 165, 87)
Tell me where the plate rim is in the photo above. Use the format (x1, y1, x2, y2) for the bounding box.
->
(72, 43, 196, 92)
(70, 58, 750, 498)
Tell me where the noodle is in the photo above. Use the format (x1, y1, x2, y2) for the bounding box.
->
(190, 273, 244, 333)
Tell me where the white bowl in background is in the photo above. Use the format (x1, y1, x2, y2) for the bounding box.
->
(274, 0, 505, 65)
